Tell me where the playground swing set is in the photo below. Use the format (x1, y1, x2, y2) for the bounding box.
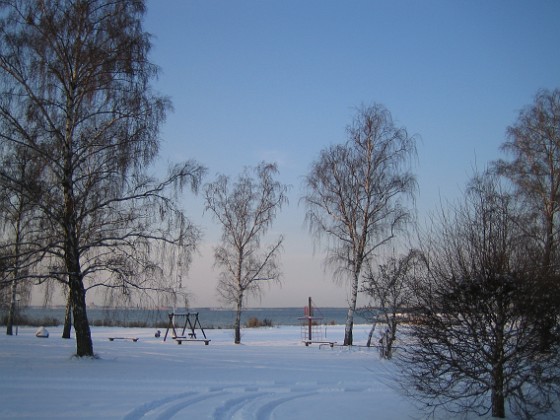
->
(163, 312, 211, 345)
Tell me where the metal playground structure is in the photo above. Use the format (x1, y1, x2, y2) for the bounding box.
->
(299, 297, 336, 347)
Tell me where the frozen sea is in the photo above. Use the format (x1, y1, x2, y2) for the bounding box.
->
(20, 306, 356, 329)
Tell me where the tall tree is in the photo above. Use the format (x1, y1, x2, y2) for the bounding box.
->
(0, 0, 204, 356)
(303, 104, 416, 345)
(494, 88, 560, 349)
(204, 162, 287, 344)
(495, 88, 560, 272)
(402, 173, 560, 418)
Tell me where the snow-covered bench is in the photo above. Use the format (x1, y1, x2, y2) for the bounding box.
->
(108, 337, 139, 342)
(174, 337, 211, 345)
(303, 340, 337, 348)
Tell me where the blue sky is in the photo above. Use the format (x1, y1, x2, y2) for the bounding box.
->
(143, 1, 560, 308)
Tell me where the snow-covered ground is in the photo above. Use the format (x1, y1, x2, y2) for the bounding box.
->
(1, 324, 415, 419)
(1, 324, 556, 419)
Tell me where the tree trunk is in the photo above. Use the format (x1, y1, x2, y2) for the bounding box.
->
(539, 208, 556, 351)
(62, 293, 72, 339)
(543, 188, 555, 274)
(7, 220, 21, 336)
(233, 248, 244, 345)
(491, 364, 505, 418)
(234, 294, 243, 344)
(344, 270, 360, 345)
(63, 169, 93, 355)
(6, 278, 17, 335)
(366, 319, 377, 347)
(62, 98, 93, 356)
(492, 313, 506, 418)
(69, 271, 93, 357)
(384, 315, 398, 359)
(385, 332, 394, 359)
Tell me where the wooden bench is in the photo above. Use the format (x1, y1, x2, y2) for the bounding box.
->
(108, 337, 139, 342)
(174, 337, 211, 345)
(303, 340, 336, 348)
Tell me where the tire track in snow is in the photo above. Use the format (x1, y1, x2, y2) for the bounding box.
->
(212, 391, 268, 420)
(254, 391, 316, 420)
(155, 391, 223, 420)
(123, 392, 194, 420)
(123, 388, 229, 420)
(124, 383, 374, 420)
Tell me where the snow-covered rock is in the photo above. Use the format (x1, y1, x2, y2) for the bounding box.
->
(35, 327, 49, 338)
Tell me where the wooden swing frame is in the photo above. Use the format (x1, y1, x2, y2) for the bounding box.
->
(163, 312, 209, 344)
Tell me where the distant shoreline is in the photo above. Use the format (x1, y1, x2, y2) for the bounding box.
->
(5, 306, 364, 329)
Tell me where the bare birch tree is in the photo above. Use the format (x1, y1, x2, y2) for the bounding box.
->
(494, 88, 560, 350)
(0, 0, 204, 356)
(303, 104, 416, 345)
(204, 162, 287, 344)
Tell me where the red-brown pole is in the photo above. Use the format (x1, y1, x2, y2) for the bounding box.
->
(308, 297, 313, 341)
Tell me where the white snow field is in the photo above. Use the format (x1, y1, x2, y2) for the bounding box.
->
(1, 324, 557, 419)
